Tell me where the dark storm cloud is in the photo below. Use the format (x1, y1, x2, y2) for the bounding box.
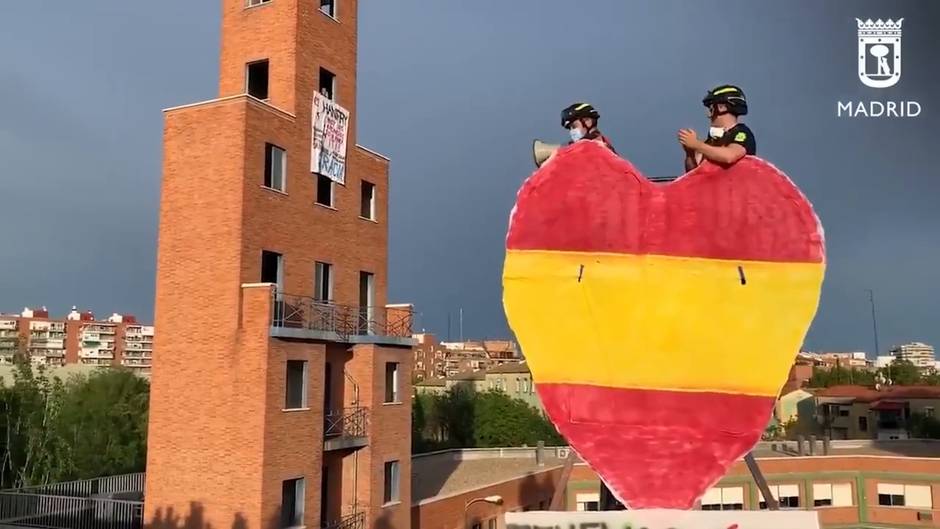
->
(0, 1, 936, 354)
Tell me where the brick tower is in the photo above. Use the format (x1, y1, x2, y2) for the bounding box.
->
(144, 1, 414, 529)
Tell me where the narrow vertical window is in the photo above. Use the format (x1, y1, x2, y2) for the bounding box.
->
(264, 143, 286, 191)
(246, 60, 270, 100)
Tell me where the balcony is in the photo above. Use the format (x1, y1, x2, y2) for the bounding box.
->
(323, 407, 368, 451)
(322, 512, 365, 529)
(122, 358, 152, 368)
(270, 294, 415, 346)
(80, 349, 115, 360)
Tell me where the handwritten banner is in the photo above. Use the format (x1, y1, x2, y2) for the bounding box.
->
(310, 92, 350, 185)
(504, 510, 820, 529)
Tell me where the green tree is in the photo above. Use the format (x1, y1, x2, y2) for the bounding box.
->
(0, 360, 149, 488)
(411, 391, 429, 452)
(410, 386, 564, 452)
(0, 361, 70, 488)
(434, 386, 476, 447)
(807, 365, 875, 388)
(909, 412, 940, 439)
(922, 371, 940, 386)
(880, 359, 922, 386)
(55, 369, 149, 480)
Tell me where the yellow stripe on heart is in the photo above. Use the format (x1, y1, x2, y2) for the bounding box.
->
(502, 249, 825, 398)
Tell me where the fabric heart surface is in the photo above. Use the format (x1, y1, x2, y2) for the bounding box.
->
(502, 140, 826, 509)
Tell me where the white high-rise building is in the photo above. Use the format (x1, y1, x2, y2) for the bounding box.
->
(889, 342, 936, 369)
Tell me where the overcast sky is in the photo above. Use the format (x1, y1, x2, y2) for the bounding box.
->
(0, 1, 937, 355)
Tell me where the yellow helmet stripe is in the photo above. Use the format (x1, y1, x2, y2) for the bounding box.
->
(575, 103, 591, 110)
(712, 87, 740, 95)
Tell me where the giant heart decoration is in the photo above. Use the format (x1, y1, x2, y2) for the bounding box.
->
(502, 140, 826, 509)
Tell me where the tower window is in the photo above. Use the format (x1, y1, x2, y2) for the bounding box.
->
(246, 0, 270, 6)
(316, 175, 334, 207)
(264, 143, 287, 192)
(320, 0, 336, 18)
(385, 362, 399, 403)
(360, 181, 375, 220)
(383, 460, 400, 504)
(314, 262, 333, 302)
(261, 250, 283, 288)
(280, 477, 305, 528)
(285, 360, 308, 410)
(247, 60, 270, 100)
(319, 68, 336, 100)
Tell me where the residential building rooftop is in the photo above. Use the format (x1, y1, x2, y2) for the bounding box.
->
(415, 377, 446, 387)
(486, 362, 531, 375)
(816, 384, 940, 402)
(412, 440, 940, 503)
(411, 448, 566, 502)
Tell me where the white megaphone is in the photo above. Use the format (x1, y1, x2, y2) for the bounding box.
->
(532, 139, 562, 168)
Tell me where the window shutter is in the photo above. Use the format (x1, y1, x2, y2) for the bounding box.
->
(878, 483, 904, 496)
(832, 483, 853, 506)
(813, 483, 832, 501)
(905, 485, 933, 509)
(701, 488, 722, 505)
(722, 487, 744, 504)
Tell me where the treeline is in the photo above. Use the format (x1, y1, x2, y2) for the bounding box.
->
(807, 359, 940, 388)
(0, 361, 149, 489)
(411, 387, 563, 453)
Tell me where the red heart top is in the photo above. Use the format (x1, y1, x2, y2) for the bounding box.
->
(507, 141, 825, 264)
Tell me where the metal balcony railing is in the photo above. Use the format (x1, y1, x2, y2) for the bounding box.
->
(322, 512, 365, 529)
(324, 407, 368, 439)
(271, 294, 413, 341)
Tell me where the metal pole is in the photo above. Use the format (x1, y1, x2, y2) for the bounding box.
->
(549, 452, 577, 510)
(866, 289, 881, 356)
(744, 453, 779, 510)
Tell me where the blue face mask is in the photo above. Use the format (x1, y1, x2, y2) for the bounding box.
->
(569, 128, 585, 142)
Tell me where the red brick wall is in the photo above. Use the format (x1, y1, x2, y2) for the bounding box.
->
(64, 319, 81, 365)
(219, 0, 300, 113)
(239, 104, 389, 309)
(345, 344, 413, 528)
(145, 99, 254, 529)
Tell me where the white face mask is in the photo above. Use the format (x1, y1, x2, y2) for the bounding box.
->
(708, 126, 726, 139)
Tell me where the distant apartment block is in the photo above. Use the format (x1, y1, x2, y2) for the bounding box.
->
(890, 342, 936, 370)
(412, 333, 520, 381)
(414, 361, 543, 412)
(815, 385, 940, 440)
(801, 351, 871, 370)
(0, 307, 154, 375)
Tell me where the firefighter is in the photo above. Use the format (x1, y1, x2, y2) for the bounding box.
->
(678, 84, 756, 171)
(561, 102, 617, 153)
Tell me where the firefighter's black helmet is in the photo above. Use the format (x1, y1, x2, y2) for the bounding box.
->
(702, 85, 748, 116)
(561, 102, 601, 128)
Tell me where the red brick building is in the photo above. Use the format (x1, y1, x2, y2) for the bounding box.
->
(144, 2, 414, 529)
(0, 306, 153, 374)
